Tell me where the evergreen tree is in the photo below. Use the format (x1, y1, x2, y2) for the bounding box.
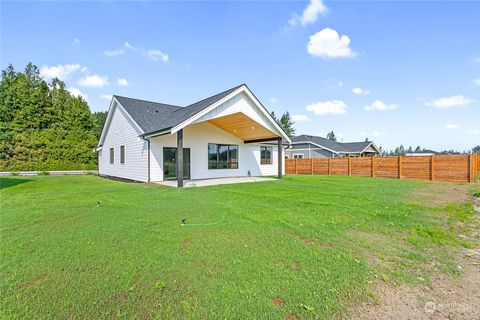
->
(279, 112, 295, 138)
(472, 145, 480, 154)
(0, 63, 98, 171)
(93, 111, 108, 139)
(326, 131, 337, 141)
(270, 111, 295, 138)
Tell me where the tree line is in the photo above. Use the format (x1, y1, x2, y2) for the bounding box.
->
(0, 63, 107, 171)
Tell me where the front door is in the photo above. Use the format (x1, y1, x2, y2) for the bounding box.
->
(163, 147, 191, 180)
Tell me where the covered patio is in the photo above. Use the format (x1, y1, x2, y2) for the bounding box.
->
(154, 176, 276, 188)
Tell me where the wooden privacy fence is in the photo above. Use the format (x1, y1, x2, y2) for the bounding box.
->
(285, 154, 479, 183)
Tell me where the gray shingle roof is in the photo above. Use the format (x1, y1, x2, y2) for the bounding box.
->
(114, 84, 244, 134)
(292, 134, 374, 153)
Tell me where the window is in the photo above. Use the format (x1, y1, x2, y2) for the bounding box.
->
(120, 145, 125, 164)
(260, 146, 272, 164)
(110, 148, 114, 164)
(293, 154, 304, 159)
(208, 143, 238, 169)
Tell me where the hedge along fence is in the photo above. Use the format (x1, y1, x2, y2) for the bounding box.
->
(285, 154, 479, 183)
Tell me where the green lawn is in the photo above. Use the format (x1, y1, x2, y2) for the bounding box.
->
(0, 175, 478, 319)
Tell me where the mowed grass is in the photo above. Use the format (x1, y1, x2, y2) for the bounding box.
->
(0, 175, 478, 319)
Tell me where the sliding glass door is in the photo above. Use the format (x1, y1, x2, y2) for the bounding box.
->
(163, 147, 191, 180)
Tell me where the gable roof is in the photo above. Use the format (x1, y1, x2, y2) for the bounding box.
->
(98, 84, 290, 147)
(114, 84, 243, 134)
(291, 134, 380, 154)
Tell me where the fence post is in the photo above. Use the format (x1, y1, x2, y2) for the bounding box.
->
(311, 158, 314, 175)
(371, 156, 375, 177)
(328, 158, 332, 175)
(348, 158, 352, 176)
(431, 155, 435, 181)
(469, 154, 473, 183)
(398, 156, 402, 179)
(295, 158, 298, 175)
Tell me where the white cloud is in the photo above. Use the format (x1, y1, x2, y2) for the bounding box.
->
(352, 87, 370, 95)
(104, 49, 125, 56)
(425, 95, 474, 108)
(470, 129, 480, 135)
(373, 131, 387, 137)
(292, 114, 311, 122)
(116, 78, 129, 86)
(146, 49, 169, 62)
(289, 0, 328, 26)
(40, 63, 81, 80)
(473, 79, 480, 86)
(474, 57, 480, 63)
(67, 87, 88, 101)
(124, 42, 135, 50)
(307, 28, 355, 59)
(364, 100, 398, 111)
(73, 38, 80, 45)
(270, 97, 278, 104)
(337, 81, 343, 87)
(306, 100, 347, 116)
(100, 94, 113, 101)
(445, 123, 458, 129)
(78, 74, 109, 88)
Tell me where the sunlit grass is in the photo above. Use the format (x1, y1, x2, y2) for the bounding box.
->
(0, 175, 477, 319)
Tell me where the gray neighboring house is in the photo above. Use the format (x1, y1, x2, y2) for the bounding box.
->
(285, 134, 382, 159)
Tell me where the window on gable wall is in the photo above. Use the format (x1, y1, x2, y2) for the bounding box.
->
(110, 148, 114, 164)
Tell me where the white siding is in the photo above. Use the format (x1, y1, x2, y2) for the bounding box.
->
(98, 103, 149, 182)
(150, 121, 284, 181)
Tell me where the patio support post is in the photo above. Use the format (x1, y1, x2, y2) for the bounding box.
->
(277, 137, 282, 179)
(177, 129, 184, 188)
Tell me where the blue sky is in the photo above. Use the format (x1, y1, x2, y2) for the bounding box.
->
(1, 0, 479, 151)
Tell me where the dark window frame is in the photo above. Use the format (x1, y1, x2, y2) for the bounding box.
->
(110, 148, 114, 164)
(260, 146, 273, 165)
(208, 143, 239, 169)
(120, 145, 125, 164)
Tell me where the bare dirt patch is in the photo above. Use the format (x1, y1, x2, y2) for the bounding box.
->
(294, 261, 301, 273)
(285, 312, 299, 320)
(409, 183, 471, 207)
(272, 297, 284, 307)
(180, 239, 192, 254)
(20, 273, 48, 289)
(350, 193, 480, 320)
(352, 251, 480, 319)
(117, 293, 129, 303)
(290, 232, 332, 249)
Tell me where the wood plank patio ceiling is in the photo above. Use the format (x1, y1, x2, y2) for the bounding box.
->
(208, 112, 278, 141)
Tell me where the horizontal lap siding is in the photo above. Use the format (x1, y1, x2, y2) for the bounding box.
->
(98, 104, 148, 182)
(375, 157, 399, 179)
(351, 158, 371, 176)
(434, 155, 469, 182)
(331, 158, 348, 175)
(401, 156, 430, 181)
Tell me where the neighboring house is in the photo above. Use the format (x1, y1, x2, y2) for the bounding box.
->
(405, 150, 439, 156)
(286, 134, 381, 159)
(96, 84, 291, 187)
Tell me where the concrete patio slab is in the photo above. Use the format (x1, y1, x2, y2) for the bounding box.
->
(154, 176, 276, 188)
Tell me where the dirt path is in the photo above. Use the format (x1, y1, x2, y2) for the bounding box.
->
(350, 184, 480, 320)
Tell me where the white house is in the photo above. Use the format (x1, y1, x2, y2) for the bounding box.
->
(96, 84, 291, 187)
